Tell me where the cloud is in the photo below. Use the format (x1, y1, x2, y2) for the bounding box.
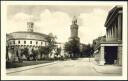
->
(7, 8, 108, 44)
(7, 9, 72, 43)
(7, 13, 33, 33)
(35, 9, 72, 43)
(78, 8, 107, 44)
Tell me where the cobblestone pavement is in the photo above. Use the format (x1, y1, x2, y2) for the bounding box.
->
(7, 58, 122, 76)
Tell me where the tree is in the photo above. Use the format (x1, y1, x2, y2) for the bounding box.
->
(64, 42, 71, 55)
(64, 38, 80, 59)
(83, 44, 94, 57)
(39, 46, 46, 60)
(39, 33, 57, 60)
(47, 33, 57, 51)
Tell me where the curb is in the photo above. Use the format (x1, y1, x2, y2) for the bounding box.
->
(91, 62, 122, 74)
(6, 61, 59, 74)
(92, 66, 122, 74)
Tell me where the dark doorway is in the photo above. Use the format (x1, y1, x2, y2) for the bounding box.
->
(105, 46, 117, 64)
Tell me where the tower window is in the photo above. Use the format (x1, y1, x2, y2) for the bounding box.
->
(36, 41, 38, 44)
(24, 41, 26, 44)
(18, 40, 20, 44)
(41, 42, 42, 45)
(30, 41, 32, 44)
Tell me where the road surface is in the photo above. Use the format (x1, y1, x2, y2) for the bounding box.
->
(7, 58, 120, 76)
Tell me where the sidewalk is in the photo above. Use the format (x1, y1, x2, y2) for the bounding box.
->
(6, 61, 58, 74)
(91, 59, 122, 75)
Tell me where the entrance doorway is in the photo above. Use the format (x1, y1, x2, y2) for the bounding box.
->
(105, 46, 117, 64)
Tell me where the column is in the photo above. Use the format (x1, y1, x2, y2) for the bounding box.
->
(114, 22, 118, 41)
(114, 23, 117, 41)
(99, 46, 105, 65)
(11, 46, 17, 62)
(118, 11, 122, 41)
(109, 29, 112, 40)
(107, 29, 109, 39)
(106, 29, 108, 39)
(108, 28, 110, 41)
(117, 46, 122, 65)
(111, 26, 114, 41)
(107, 28, 110, 41)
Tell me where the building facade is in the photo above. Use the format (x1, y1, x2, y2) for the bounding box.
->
(6, 21, 67, 62)
(6, 22, 49, 62)
(8, 22, 48, 47)
(93, 36, 106, 63)
(94, 6, 122, 66)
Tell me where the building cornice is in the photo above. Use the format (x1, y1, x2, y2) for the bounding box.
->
(8, 38, 47, 42)
(104, 6, 122, 28)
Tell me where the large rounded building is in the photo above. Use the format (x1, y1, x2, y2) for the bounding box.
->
(6, 22, 49, 62)
(7, 22, 48, 47)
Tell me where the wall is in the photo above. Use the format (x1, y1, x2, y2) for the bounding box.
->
(9, 39, 46, 47)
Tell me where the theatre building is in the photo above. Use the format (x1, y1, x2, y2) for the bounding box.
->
(94, 6, 123, 65)
(6, 22, 49, 62)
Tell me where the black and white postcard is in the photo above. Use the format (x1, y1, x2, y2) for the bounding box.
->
(1, 1, 127, 80)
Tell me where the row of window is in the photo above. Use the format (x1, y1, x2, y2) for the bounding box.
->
(13, 40, 44, 45)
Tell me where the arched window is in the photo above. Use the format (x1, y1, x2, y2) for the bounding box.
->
(30, 41, 32, 44)
(18, 40, 20, 44)
(24, 41, 26, 44)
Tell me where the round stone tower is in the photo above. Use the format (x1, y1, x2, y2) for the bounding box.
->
(70, 16, 80, 41)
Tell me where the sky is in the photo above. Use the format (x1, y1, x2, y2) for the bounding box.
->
(7, 5, 114, 44)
